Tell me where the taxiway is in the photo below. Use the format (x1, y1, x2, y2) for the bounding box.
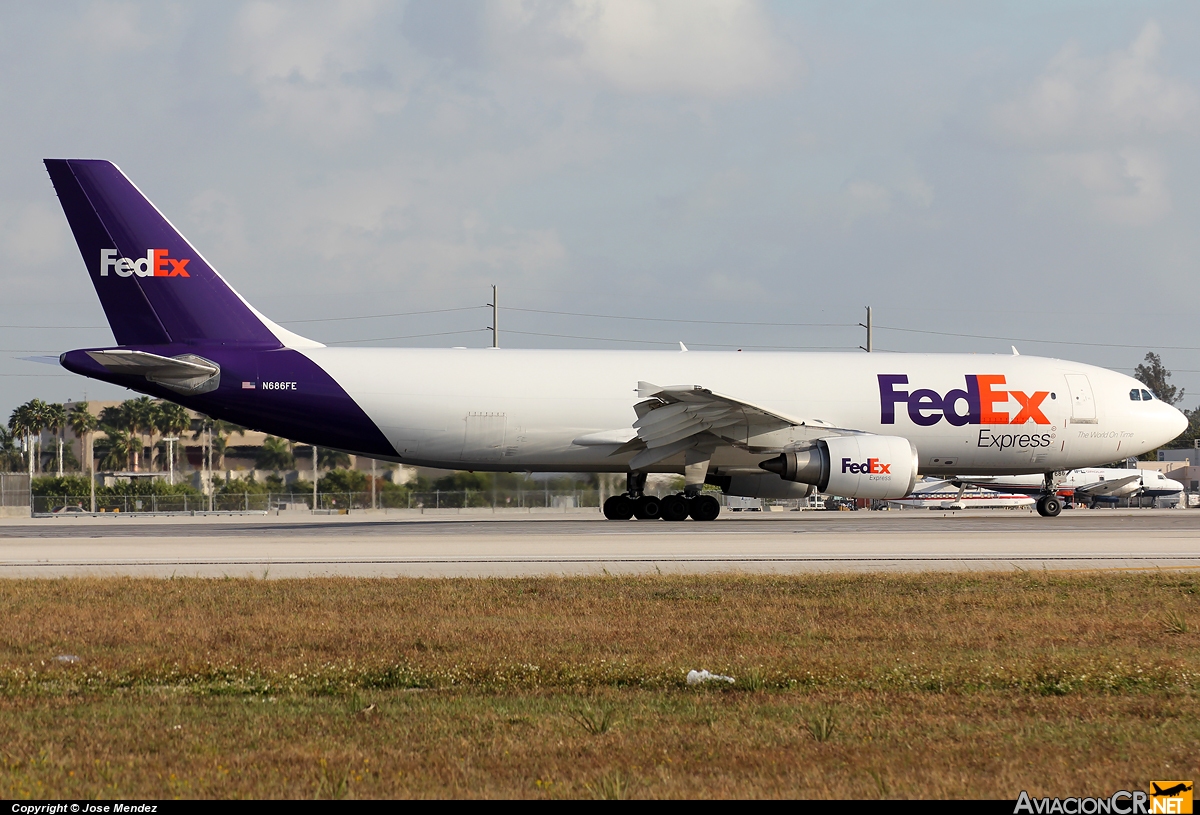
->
(1, 509, 1197, 578)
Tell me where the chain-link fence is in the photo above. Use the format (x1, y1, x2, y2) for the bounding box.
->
(31, 489, 612, 515)
(1, 473, 31, 507)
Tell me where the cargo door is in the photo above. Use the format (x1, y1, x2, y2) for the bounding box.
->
(1064, 374, 1096, 423)
(461, 412, 506, 461)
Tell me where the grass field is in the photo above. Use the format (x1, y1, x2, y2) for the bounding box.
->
(0, 572, 1196, 799)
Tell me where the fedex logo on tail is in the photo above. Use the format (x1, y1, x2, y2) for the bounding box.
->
(879, 374, 1051, 426)
(100, 249, 190, 278)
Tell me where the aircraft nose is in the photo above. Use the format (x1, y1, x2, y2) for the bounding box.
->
(1163, 403, 1189, 443)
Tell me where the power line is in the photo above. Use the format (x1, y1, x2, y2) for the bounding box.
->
(505, 306, 853, 328)
(327, 328, 489, 345)
(876, 324, 1200, 351)
(502, 328, 856, 349)
(279, 306, 487, 325)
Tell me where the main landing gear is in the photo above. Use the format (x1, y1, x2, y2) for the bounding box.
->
(1035, 471, 1062, 517)
(602, 473, 721, 522)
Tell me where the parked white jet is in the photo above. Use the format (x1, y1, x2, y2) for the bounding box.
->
(890, 479, 1036, 510)
(44, 159, 1189, 521)
(954, 468, 1184, 508)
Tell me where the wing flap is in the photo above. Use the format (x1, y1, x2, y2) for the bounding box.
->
(630, 381, 862, 462)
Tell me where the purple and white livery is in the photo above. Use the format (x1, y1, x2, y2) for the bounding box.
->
(46, 159, 1187, 519)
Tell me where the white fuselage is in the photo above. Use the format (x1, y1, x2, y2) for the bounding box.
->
(984, 468, 1185, 500)
(300, 348, 1187, 476)
(891, 482, 1036, 510)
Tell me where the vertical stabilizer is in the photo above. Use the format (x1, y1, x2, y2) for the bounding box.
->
(44, 159, 316, 348)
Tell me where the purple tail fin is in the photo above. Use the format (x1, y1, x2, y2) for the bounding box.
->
(44, 159, 285, 348)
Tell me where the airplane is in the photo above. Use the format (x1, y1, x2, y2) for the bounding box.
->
(1151, 783, 1193, 797)
(953, 468, 1184, 509)
(889, 478, 1036, 510)
(41, 159, 1189, 521)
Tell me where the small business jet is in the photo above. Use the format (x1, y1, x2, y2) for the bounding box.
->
(42, 160, 1188, 520)
(890, 479, 1036, 510)
(953, 468, 1184, 508)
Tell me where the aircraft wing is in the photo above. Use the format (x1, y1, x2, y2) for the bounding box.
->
(951, 477, 1042, 496)
(85, 349, 221, 394)
(623, 381, 859, 469)
(1071, 475, 1141, 497)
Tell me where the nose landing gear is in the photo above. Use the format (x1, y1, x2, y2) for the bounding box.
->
(1035, 494, 1062, 517)
(1035, 472, 1063, 517)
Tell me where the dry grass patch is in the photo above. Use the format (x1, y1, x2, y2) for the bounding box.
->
(0, 572, 1196, 798)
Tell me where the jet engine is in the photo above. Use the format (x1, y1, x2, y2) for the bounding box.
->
(759, 436, 919, 500)
(708, 473, 816, 499)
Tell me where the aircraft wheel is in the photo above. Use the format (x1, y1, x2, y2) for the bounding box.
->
(689, 494, 721, 522)
(1036, 495, 1062, 517)
(633, 495, 661, 520)
(659, 494, 690, 522)
(603, 495, 634, 521)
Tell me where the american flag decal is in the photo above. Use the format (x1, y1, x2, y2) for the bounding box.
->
(242, 381, 256, 389)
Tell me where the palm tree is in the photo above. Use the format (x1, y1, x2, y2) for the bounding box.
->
(7, 407, 30, 475)
(191, 416, 245, 470)
(121, 397, 158, 472)
(99, 405, 131, 470)
(9, 400, 48, 477)
(155, 401, 192, 479)
(69, 402, 99, 510)
(45, 403, 67, 477)
(96, 426, 136, 472)
(0, 427, 23, 471)
(256, 436, 295, 471)
(68, 403, 98, 474)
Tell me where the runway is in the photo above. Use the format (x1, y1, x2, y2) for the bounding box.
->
(2, 508, 1198, 577)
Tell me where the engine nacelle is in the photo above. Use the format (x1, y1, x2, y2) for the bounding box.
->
(714, 474, 815, 500)
(760, 436, 919, 500)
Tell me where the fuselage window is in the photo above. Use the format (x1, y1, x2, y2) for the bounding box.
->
(1141, 389, 1154, 401)
(1130, 389, 1142, 401)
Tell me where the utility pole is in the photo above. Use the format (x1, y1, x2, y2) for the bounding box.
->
(206, 424, 213, 512)
(370, 457, 376, 511)
(489, 284, 498, 348)
(859, 306, 873, 352)
(313, 445, 319, 513)
(163, 437, 178, 485)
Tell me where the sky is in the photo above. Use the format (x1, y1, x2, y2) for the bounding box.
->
(2, 1, 1200, 419)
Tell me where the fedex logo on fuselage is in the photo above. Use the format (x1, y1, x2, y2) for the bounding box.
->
(99, 248, 190, 278)
(879, 374, 1051, 426)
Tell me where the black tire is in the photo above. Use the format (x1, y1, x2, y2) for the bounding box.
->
(1036, 496, 1048, 516)
(603, 495, 634, 521)
(659, 494, 690, 522)
(633, 495, 661, 520)
(689, 494, 721, 522)
(1042, 495, 1062, 517)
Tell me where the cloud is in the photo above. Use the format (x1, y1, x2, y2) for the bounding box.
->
(228, 0, 409, 143)
(830, 171, 934, 231)
(1036, 149, 1171, 226)
(483, 0, 802, 96)
(4, 203, 70, 265)
(994, 21, 1196, 226)
(70, 1, 146, 51)
(995, 20, 1197, 145)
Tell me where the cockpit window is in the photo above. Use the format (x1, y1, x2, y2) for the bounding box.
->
(1130, 389, 1141, 401)
(1141, 389, 1154, 401)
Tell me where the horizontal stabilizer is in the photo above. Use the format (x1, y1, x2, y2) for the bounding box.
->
(85, 349, 221, 394)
